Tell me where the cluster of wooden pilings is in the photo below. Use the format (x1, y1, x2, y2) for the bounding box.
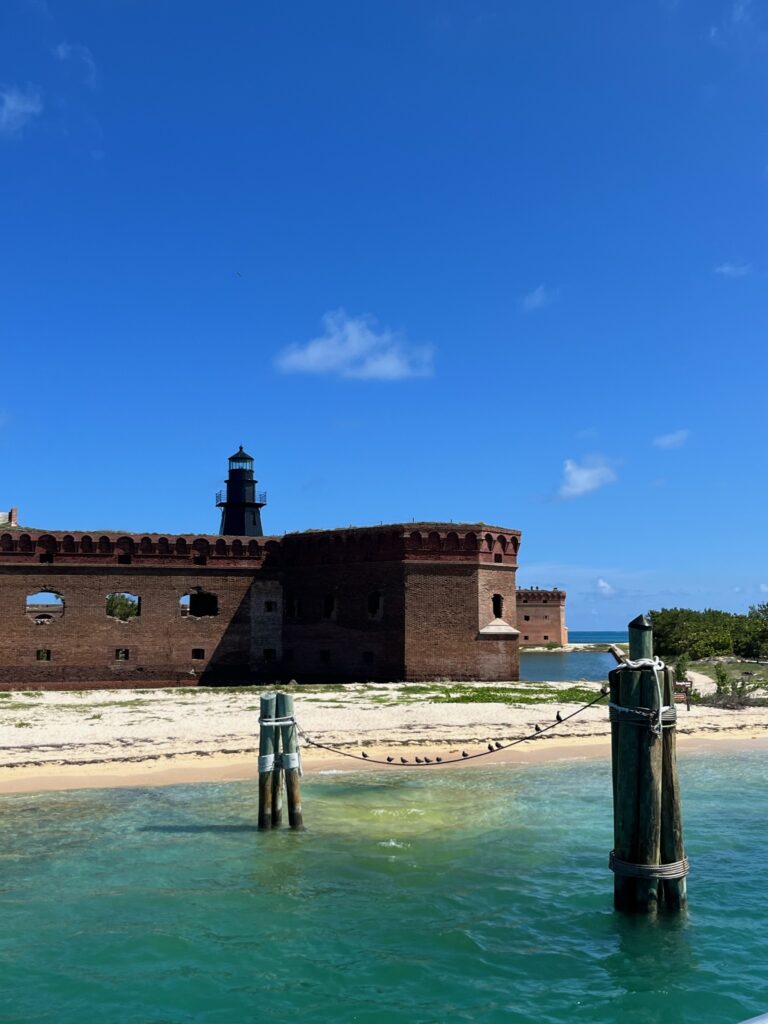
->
(609, 615, 688, 914)
(258, 691, 304, 830)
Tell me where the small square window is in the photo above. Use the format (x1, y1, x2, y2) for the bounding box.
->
(36, 649, 51, 661)
(117, 554, 132, 565)
(494, 553, 502, 563)
(263, 648, 276, 662)
(523, 635, 529, 641)
(524, 615, 530, 621)
(115, 648, 130, 661)
(264, 600, 276, 613)
(319, 650, 331, 665)
(191, 648, 205, 660)
(39, 553, 54, 564)
(543, 635, 549, 641)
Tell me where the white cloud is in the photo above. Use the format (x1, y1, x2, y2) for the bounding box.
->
(558, 456, 617, 499)
(521, 284, 558, 312)
(0, 85, 42, 136)
(596, 578, 615, 597)
(653, 429, 690, 449)
(54, 42, 98, 89)
(714, 262, 751, 278)
(274, 310, 434, 381)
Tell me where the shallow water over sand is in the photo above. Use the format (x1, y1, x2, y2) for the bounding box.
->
(1, 751, 767, 1023)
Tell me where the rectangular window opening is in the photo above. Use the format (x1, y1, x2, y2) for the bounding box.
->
(191, 648, 205, 660)
(36, 649, 51, 661)
(115, 648, 130, 661)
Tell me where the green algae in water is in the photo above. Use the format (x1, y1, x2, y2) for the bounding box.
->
(1, 752, 768, 1024)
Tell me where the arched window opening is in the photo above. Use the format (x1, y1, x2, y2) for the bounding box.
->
(26, 591, 64, 619)
(428, 531, 441, 551)
(175, 538, 188, 555)
(445, 531, 459, 551)
(367, 592, 383, 619)
(1, 534, 13, 552)
(62, 535, 76, 553)
(106, 593, 141, 620)
(492, 593, 504, 619)
(98, 536, 111, 554)
(19, 534, 33, 552)
(81, 535, 94, 553)
(464, 532, 477, 552)
(182, 589, 219, 617)
(409, 531, 423, 549)
(485, 534, 494, 551)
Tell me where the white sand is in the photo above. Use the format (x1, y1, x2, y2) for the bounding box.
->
(1, 679, 766, 792)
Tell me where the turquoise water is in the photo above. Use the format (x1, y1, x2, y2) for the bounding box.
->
(569, 631, 629, 644)
(520, 650, 616, 682)
(2, 751, 768, 1024)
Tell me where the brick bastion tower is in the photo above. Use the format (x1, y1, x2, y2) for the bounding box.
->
(0, 524, 525, 689)
(516, 588, 568, 646)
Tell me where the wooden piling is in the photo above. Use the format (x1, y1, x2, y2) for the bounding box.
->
(276, 691, 304, 830)
(271, 722, 283, 829)
(610, 614, 687, 913)
(661, 665, 687, 911)
(258, 691, 277, 830)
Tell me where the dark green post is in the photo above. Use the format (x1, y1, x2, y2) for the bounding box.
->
(276, 691, 304, 830)
(610, 615, 686, 913)
(258, 692, 277, 830)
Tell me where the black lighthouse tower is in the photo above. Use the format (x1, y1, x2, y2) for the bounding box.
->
(216, 447, 267, 536)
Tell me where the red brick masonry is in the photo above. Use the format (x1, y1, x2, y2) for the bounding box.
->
(0, 523, 564, 688)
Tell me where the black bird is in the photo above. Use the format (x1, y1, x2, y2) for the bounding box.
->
(494, 741, 503, 749)
(386, 756, 394, 763)
(600, 685, 609, 695)
(415, 756, 424, 764)
(424, 757, 432, 764)
(534, 724, 542, 733)
(362, 751, 369, 758)
(487, 744, 494, 752)
(462, 750, 469, 758)
(556, 711, 563, 723)
(436, 757, 443, 763)
(400, 757, 409, 764)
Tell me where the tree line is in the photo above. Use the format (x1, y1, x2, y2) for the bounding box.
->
(649, 605, 768, 661)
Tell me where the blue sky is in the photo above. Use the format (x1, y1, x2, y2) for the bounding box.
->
(1, 0, 767, 628)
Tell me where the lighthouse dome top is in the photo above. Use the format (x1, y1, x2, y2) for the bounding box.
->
(229, 445, 254, 464)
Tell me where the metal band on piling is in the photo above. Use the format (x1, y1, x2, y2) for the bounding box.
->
(609, 850, 690, 880)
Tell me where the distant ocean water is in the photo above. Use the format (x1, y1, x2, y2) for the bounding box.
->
(2, 750, 768, 1024)
(569, 630, 629, 644)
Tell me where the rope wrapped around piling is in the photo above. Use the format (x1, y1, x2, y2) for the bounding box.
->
(609, 850, 690, 880)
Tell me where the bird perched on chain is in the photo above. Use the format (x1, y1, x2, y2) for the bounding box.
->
(415, 756, 424, 764)
(534, 724, 542, 733)
(494, 741, 503, 749)
(362, 751, 369, 758)
(436, 756, 443, 763)
(424, 757, 432, 764)
(400, 757, 408, 764)
(487, 743, 494, 752)
(386, 756, 394, 763)
(462, 750, 469, 758)
(556, 711, 563, 723)
(601, 685, 609, 695)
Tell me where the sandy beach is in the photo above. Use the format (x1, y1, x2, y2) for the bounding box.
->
(1, 674, 766, 793)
